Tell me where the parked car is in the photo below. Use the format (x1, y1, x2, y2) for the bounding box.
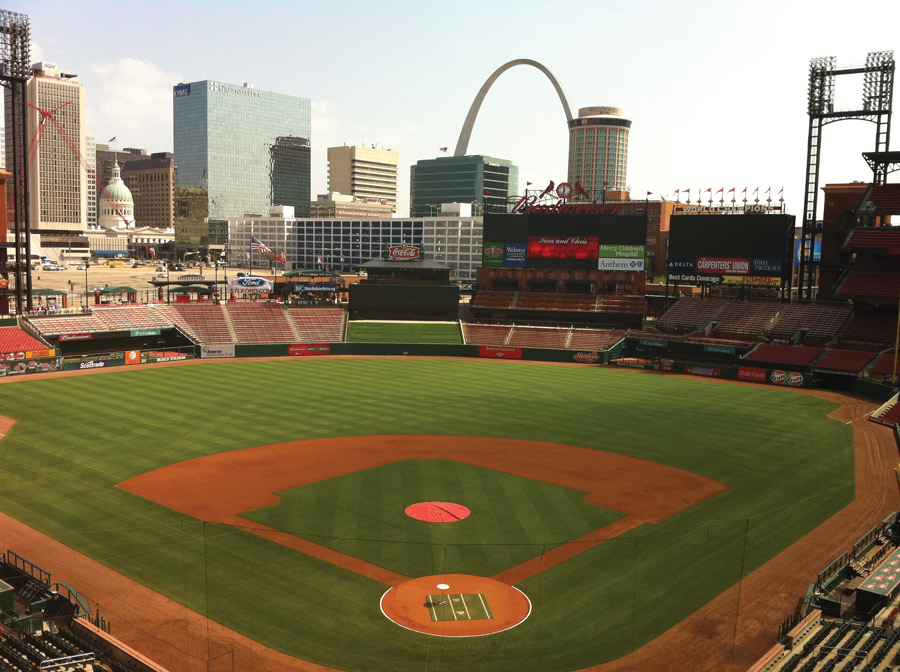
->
(76, 264, 88, 271)
(157, 271, 169, 279)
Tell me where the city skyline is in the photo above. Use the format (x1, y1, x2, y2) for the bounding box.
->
(9, 0, 900, 218)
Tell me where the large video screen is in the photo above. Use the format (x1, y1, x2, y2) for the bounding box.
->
(483, 213, 647, 271)
(666, 214, 795, 285)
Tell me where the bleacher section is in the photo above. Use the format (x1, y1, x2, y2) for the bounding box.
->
(30, 314, 110, 336)
(768, 303, 853, 340)
(599, 295, 644, 314)
(844, 227, 900, 249)
(470, 290, 515, 309)
(515, 292, 598, 312)
(287, 307, 345, 343)
(568, 329, 625, 350)
(156, 304, 234, 343)
(841, 315, 898, 345)
(869, 350, 900, 379)
(471, 290, 642, 315)
(835, 271, 900, 299)
(91, 305, 171, 331)
(461, 323, 511, 345)
(0, 326, 50, 353)
(745, 344, 823, 367)
(506, 326, 569, 349)
(864, 184, 900, 214)
(229, 303, 298, 343)
(656, 298, 723, 331)
(711, 301, 782, 334)
(814, 348, 876, 374)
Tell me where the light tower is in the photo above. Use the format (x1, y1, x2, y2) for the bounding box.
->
(798, 51, 894, 300)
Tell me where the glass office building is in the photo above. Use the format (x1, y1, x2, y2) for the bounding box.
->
(173, 80, 312, 231)
(409, 155, 518, 218)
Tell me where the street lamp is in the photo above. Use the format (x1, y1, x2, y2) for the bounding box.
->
(84, 263, 89, 311)
(426, 203, 441, 217)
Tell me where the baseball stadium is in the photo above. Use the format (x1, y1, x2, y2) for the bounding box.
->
(1, 177, 900, 672)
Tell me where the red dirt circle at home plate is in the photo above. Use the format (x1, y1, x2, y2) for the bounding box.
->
(405, 501, 471, 522)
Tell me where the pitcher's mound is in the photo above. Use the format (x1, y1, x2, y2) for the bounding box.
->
(405, 502, 471, 522)
(380, 573, 531, 637)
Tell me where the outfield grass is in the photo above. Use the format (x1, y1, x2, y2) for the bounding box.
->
(0, 359, 854, 672)
(346, 321, 463, 343)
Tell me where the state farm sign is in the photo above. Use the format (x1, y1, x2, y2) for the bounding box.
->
(389, 242, 420, 260)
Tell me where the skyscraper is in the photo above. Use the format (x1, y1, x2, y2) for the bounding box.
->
(567, 106, 630, 199)
(327, 145, 399, 214)
(8, 62, 90, 262)
(173, 80, 311, 249)
(409, 155, 518, 218)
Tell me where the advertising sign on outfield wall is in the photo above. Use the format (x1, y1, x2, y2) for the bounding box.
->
(737, 366, 767, 383)
(770, 370, 804, 387)
(572, 351, 601, 364)
(288, 344, 331, 356)
(0, 357, 64, 376)
(685, 365, 721, 378)
(479, 346, 522, 359)
(201, 344, 236, 358)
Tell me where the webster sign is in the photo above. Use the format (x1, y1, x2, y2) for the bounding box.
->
(389, 242, 420, 260)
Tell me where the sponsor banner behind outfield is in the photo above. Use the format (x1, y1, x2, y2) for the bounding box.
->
(598, 244, 645, 259)
(505, 243, 527, 268)
(598, 258, 644, 271)
(479, 345, 522, 359)
(201, 344, 235, 358)
(59, 333, 94, 342)
(572, 351, 601, 364)
(0, 357, 64, 377)
(738, 366, 767, 382)
(527, 236, 599, 260)
(482, 243, 504, 267)
(288, 344, 332, 356)
(685, 365, 721, 378)
(770, 370, 804, 387)
(696, 257, 750, 275)
(130, 328, 161, 337)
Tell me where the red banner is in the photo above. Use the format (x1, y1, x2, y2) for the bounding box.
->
(479, 346, 522, 359)
(527, 236, 598, 260)
(737, 366, 767, 382)
(288, 344, 331, 356)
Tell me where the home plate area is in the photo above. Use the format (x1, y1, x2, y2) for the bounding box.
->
(427, 593, 494, 621)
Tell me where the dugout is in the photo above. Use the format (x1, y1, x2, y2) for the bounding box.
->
(349, 258, 458, 321)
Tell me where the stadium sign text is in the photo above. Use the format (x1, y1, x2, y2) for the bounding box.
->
(78, 359, 108, 370)
(59, 333, 94, 342)
(509, 197, 623, 216)
(573, 351, 601, 363)
(388, 242, 420, 259)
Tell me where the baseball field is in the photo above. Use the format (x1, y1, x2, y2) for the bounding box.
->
(0, 358, 860, 671)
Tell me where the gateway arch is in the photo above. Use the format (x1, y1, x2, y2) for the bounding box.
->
(454, 58, 573, 157)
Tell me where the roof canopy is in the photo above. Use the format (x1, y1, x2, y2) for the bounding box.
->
(284, 269, 342, 279)
(100, 286, 137, 293)
(32, 288, 68, 296)
(168, 285, 213, 294)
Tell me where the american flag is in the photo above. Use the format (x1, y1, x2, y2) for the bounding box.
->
(251, 236, 272, 254)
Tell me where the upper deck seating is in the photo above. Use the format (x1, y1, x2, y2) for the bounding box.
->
(92, 305, 172, 331)
(814, 348, 876, 373)
(156, 304, 233, 343)
(835, 272, 900, 299)
(840, 315, 897, 344)
(712, 301, 781, 334)
(30, 314, 109, 336)
(471, 291, 515, 309)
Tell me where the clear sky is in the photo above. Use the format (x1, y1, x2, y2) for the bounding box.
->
(11, 0, 900, 217)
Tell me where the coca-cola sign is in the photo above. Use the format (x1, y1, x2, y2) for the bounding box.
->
(389, 242, 420, 260)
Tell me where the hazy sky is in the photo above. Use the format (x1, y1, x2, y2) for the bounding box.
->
(12, 0, 900, 217)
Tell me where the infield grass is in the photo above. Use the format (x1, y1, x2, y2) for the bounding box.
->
(0, 359, 855, 672)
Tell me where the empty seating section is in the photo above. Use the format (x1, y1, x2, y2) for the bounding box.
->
(157, 305, 233, 343)
(471, 290, 515, 309)
(287, 308, 344, 342)
(815, 348, 875, 373)
(713, 301, 781, 334)
(657, 298, 723, 330)
(516, 292, 598, 312)
(569, 329, 624, 350)
(768, 303, 853, 339)
(865, 184, 900, 214)
(228, 303, 298, 343)
(877, 403, 900, 426)
(837, 271, 900, 299)
(462, 323, 511, 345)
(599, 295, 643, 314)
(30, 314, 109, 336)
(506, 326, 568, 349)
(869, 350, 900, 377)
(845, 227, 900, 249)
(92, 305, 172, 331)
(746, 344, 823, 367)
(0, 326, 49, 353)
(841, 315, 897, 344)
